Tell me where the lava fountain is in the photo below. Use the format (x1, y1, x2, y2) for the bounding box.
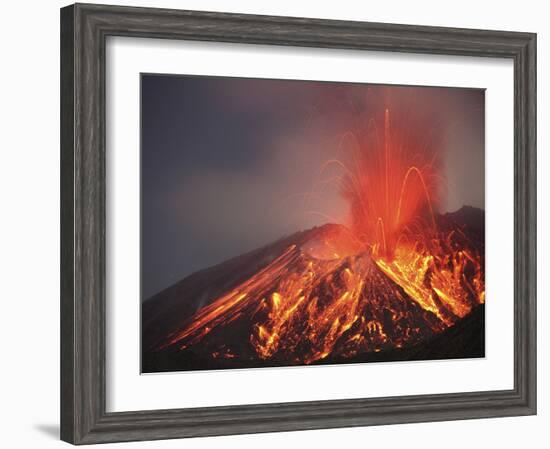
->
(321, 107, 441, 260)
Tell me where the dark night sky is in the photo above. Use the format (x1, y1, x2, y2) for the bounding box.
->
(141, 75, 485, 299)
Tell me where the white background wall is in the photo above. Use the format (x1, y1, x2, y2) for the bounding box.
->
(0, 0, 546, 447)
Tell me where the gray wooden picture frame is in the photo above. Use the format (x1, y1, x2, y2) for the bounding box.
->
(60, 3, 537, 445)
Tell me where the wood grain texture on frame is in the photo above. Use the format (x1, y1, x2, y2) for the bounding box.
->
(60, 3, 536, 444)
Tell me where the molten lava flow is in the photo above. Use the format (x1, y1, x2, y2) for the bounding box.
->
(376, 232, 484, 326)
(160, 239, 448, 364)
(155, 101, 485, 366)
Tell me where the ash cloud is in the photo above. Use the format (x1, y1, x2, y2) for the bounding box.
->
(142, 75, 484, 298)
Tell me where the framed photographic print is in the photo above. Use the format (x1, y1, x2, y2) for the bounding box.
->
(60, 3, 537, 445)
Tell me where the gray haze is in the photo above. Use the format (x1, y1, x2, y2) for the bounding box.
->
(141, 75, 484, 299)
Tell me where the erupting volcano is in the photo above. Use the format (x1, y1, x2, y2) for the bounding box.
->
(141, 86, 485, 373)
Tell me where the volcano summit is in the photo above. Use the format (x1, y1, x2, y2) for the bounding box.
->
(142, 206, 484, 373)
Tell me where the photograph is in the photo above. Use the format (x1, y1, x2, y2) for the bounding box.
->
(140, 75, 486, 373)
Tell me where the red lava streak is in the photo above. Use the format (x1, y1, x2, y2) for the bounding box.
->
(156, 105, 485, 365)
